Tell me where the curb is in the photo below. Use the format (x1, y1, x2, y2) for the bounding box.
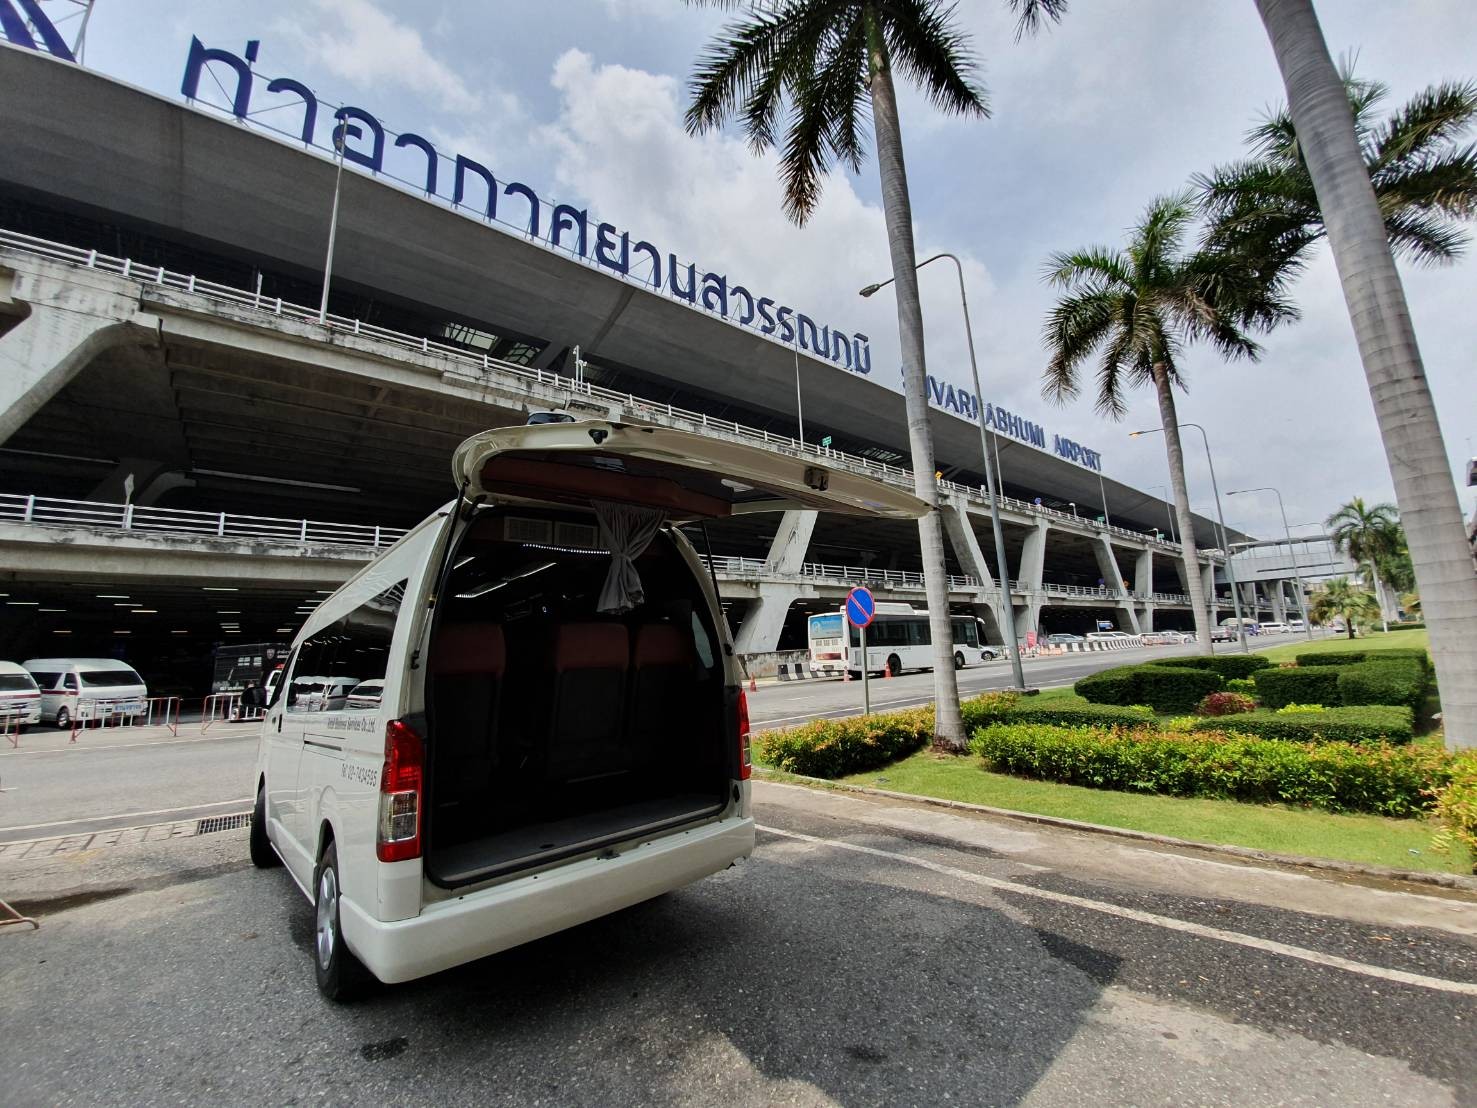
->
(753, 768, 1477, 895)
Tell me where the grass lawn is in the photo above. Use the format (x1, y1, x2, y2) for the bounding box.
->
(1255, 627, 1428, 664)
(834, 751, 1473, 875)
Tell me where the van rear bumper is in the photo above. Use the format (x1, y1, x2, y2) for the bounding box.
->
(339, 815, 755, 985)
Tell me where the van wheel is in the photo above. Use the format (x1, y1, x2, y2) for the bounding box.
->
(313, 842, 372, 1002)
(953, 652, 965, 670)
(249, 784, 280, 869)
(886, 654, 902, 678)
(55, 707, 70, 730)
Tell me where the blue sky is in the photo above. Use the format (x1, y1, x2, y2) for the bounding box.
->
(54, 0, 1477, 539)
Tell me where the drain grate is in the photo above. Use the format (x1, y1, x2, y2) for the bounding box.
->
(195, 813, 251, 836)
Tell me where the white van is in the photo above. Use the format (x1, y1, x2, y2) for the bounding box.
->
(250, 420, 925, 999)
(0, 661, 42, 730)
(21, 658, 148, 729)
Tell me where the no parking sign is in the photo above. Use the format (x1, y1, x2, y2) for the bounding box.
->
(845, 586, 875, 628)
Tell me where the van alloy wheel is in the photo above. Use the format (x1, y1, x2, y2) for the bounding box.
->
(316, 865, 338, 970)
(55, 706, 70, 729)
(312, 843, 371, 1001)
(953, 652, 965, 670)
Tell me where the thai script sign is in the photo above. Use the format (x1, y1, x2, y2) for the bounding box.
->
(178, 37, 874, 379)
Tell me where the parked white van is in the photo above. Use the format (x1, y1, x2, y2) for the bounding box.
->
(250, 421, 925, 999)
(0, 661, 42, 730)
(21, 658, 148, 729)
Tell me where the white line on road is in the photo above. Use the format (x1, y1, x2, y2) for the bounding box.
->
(758, 824, 1477, 998)
(1, 797, 254, 834)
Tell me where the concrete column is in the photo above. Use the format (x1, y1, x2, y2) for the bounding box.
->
(0, 268, 146, 447)
(1019, 519, 1049, 594)
(1202, 563, 1219, 624)
(1091, 535, 1138, 633)
(1241, 581, 1259, 615)
(732, 583, 808, 654)
(1134, 549, 1153, 599)
(764, 510, 817, 575)
(1269, 581, 1289, 623)
(942, 502, 994, 589)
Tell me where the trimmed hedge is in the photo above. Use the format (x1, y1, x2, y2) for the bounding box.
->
(1253, 666, 1342, 709)
(970, 721, 1451, 816)
(1077, 664, 1223, 714)
(1150, 655, 1272, 680)
(1337, 659, 1426, 713)
(755, 707, 933, 777)
(1187, 705, 1414, 744)
(1294, 648, 1431, 674)
(966, 696, 1158, 731)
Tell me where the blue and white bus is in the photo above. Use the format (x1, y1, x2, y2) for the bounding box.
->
(807, 603, 998, 678)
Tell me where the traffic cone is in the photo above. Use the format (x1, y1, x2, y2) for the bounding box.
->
(883, 663, 892, 679)
(749, 675, 757, 693)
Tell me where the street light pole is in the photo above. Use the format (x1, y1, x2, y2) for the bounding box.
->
(1146, 485, 1177, 544)
(319, 125, 348, 324)
(861, 253, 1027, 689)
(1129, 423, 1248, 653)
(1226, 486, 1314, 641)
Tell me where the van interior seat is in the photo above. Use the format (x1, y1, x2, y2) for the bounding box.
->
(629, 623, 696, 768)
(546, 622, 630, 784)
(430, 622, 506, 817)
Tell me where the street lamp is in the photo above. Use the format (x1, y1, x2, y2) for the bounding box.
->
(1068, 502, 1077, 518)
(319, 122, 350, 324)
(861, 253, 1027, 689)
(1128, 423, 1248, 653)
(1226, 486, 1314, 641)
(1144, 484, 1178, 544)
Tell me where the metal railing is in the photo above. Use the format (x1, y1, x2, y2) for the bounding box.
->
(0, 227, 1216, 558)
(0, 492, 406, 549)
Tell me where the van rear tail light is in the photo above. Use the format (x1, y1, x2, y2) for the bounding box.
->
(737, 688, 752, 781)
(376, 719, 423, 862)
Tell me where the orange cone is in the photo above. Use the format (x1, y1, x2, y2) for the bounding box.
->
(749, 675, 757, 693)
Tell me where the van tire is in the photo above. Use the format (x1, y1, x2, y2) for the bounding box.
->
(249, 784, 280, 870)
(953, 652, 965, 670)
(886, 654, 902, 678)
(54, 706, 70, 730)
(313, 842, 372, 1002)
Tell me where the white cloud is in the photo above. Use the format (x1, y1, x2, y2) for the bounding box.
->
(278, 0, 481, 114)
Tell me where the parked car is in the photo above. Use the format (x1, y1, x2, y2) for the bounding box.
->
(249, 419, 927, 999)
(1046, 633, 1084, 644)
(345, 680, 383, 710)
(0, 661, 42, 731)
(1211, 627, 1237, 643)
(21, 658, 147, 729)
(1259, 621, 1290, 635)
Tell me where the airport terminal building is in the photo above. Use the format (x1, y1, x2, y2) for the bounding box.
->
(0, 28, 1308, 686)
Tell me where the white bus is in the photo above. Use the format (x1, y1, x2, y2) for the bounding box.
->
(807, 603, 997, 678)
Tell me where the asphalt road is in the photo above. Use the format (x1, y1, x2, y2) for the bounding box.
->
(0, 641, 1234, 843)
(3, 782, 1474, 1105)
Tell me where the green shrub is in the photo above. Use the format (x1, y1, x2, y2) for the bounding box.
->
(1226, 677, 1257, 694)
(1187, 705, 1414, 744)
(1076, 664, 1223, 714)
(963, 693, 1157, 731)
(1295, 647, 1430, 673)
(1150, 655, 1271, 680)
(1275, 703, 1327, 714)
(1295, 652, 1366, 667)
(1432, 751, 1477, 868)
(1253, 666, 1342, 709)
(1196, 691, 1257, 717)
(1337, 658, 1427, 712)
(970, 721, 1449, 816)
(754, 707, 933, 777)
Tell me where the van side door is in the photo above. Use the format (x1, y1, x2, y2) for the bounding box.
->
(272, 645, 320, 883)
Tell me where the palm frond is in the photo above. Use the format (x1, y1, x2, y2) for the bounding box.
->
(684, 5, 793, 137)
(1042, 287, 1118, 405)
(1007, 0, 1068, 43)
(1366, 80, 1477, 171)
(1041, 246, 1129, 288)
(881, 0, 990, 118)
(1381, 207, 1469, 265)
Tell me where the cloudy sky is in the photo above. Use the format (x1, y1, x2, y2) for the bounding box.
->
(63, 0, 1477, 539)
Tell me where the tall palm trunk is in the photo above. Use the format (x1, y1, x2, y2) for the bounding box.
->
(868, 23, 965, 747)
(1259, 0, 1477, 749)
(1151, 364, 1213, 654)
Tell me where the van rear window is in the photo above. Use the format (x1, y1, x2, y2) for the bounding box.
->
(0, 674, 35, 691)
(80, 670, 142, 687)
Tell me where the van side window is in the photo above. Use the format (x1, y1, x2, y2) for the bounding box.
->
(286, 581, 405, 713)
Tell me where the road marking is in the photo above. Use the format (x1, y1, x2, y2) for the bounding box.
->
(752, 681, 1078, 727)
(0, 733, 255, 758)
(758, 824, 1477, 998)
(0, 797, 254, 835)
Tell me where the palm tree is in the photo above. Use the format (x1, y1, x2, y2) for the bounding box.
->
(1308, 576, 1381, 640)
(684, 0, 1065, 750)
(1326, 497, 1400, 632)
(1256, 0, 1477, 751)
(1198, 67, 1477, 269)
(1041, 193, 1296, 655)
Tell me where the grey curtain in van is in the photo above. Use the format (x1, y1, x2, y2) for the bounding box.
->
(592, 501, 665, 614)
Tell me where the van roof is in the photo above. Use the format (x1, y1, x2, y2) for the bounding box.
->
(22, 658, 140, 669)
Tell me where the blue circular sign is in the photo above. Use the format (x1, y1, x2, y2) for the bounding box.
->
(845, 586, 876, 628)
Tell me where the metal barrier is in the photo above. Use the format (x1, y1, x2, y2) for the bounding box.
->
(67, 696, 179, 742)
(0, 225, 1210, 558)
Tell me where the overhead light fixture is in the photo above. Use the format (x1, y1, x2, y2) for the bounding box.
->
(113, 630, 131, 635)
(275, 627, 293, 633)
(172, 630, 190, 635)
(203, 587, 239, 592)
(52, 629, 72, 634)
(114, 602, 142, 607)
(131, 609, 159, 614)
(39, 608, 65, 613)
(6, 600, 39, 606)
(0, 446, 115, 465)
(96, 594, 130, 599)
(217, 610, 242, 615)
(191, 468, 361, 493)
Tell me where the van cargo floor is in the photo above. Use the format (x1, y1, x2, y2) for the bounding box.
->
(428, 793, 724, 885)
